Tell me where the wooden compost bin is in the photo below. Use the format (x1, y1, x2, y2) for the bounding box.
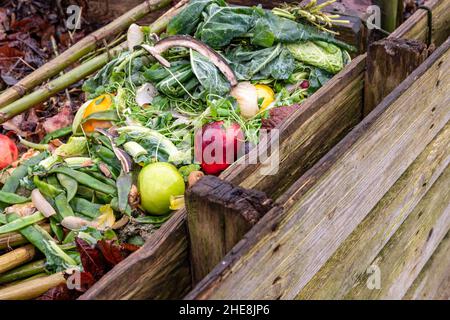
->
(77, 0, 449, 300)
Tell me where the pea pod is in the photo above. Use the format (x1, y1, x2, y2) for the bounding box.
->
(50, 217, 64, 242)
(0, 191, 30, 204)
(7, 213, 76, 269)
(56, 173, 78, 202)
(78, 168, 116, 187)
(135, 214, 172, 226)
(1, 152, 47, 193)
(0, 213, 6, 224)
(0, 259, 46, 284)
(0, 212, 46, 234)
(54, 193, 74, 219)
(62, 230, 76, 244)
(110, 197, 132, 216)
(94, 145, 121, 173)
(33, 176, 63, 198)
(6, 213, 53, 253)
(117, 171, 132, 214)
(70, 197, 102, 219)
(46, 175, 62, 189)
(50, 167, 117, 195)
(41, 126, 72, 144)
(76, 185, 95, 200)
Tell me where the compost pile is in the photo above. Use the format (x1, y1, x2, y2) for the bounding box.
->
(0, 0, 354, 300)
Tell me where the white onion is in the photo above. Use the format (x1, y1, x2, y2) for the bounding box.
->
(135, 83, 158, 106)
(31, 189, 56, 218)
(127, 23, 144, 52)
(230, 82, 259, 119)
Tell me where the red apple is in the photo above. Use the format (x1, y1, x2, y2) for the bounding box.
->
(0, 134, 18, 169)
(194, 121, 244, 175)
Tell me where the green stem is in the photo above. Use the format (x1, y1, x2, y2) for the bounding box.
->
(0, 0, 174, 109)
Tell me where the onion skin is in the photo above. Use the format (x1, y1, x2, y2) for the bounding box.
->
(231, 82, 259, 119)
(31, 189, 56, 218)
(127, 24, 144, 52)
(188, 171, 204, 187)
(61, 216, 92, 230)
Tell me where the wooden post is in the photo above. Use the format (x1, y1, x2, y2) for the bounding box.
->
(186, 176, 274, 285)
(364, 38, 429, 116)
(374, 0, 404, 32)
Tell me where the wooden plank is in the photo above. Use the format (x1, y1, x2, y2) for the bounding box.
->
(187, 38, 450, 300)
(186, 176, 274, 284)
(345, 167, 450, 299)
(390, 0, 450, 46)
(222, 56, 365, 199)
(82, 0, 450, 299)
(404, 232, 450, 300)
(297, 123, 450, 300)
(364, 38, 429, 116)
(79, 210, 191, 300)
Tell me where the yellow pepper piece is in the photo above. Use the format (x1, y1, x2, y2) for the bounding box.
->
(255, 84, 275, 111)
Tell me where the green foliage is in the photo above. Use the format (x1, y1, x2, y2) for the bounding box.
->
(287, 41, 344, 74)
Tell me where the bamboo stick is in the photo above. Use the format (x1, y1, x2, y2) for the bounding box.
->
(0, 0, 174, 109)
(0, 0, 190, 124)
(0, 224, 51, 250)
(0, 244, 36, 274)
(0, 272, 65, 300)
(0, 259, 46, 284)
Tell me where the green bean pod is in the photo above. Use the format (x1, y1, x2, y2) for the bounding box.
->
(56, 173, 78, 202)
(41, 126, 72, 144)
(33, 176, 63, 198)
(0, 191, 30, 205)
(54, 193, 74, 219)
(70, 197, 102, 219)
(50, 167, 117, 195)
(0, 212, 46, 234)
(1, 153, 47, 193)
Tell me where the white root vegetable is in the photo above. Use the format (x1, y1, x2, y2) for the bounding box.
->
(31, 189, 56, 218)
(230, 82, 259, 119)
(127, 24, 144, 52)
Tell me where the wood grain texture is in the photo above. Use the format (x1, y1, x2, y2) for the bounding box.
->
(222, 56, 365, 199)
(186, 176, 274, 284)
(187, 38, 450, 300)
(390, 0, 450, 46)
(345, 167, 450, 299)
(79, 210, 191, 300)
(364, 38, 429, 116)
(297, 123, 450, 300)
(404, 232, 450, 300)
(82, 0, 450, 300)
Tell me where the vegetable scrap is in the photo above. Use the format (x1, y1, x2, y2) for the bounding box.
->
(0, 0, 354, 300)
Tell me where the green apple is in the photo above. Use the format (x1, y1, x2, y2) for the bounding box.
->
(138, 162, 185, 215)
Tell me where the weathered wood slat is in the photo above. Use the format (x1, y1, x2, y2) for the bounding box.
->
(187, 38, 450, 300)
(345, 167, 450, 299)
(186, 176, 274, 284)
(404, 232, 450, 300)
(390, 0, 450, 46)
(222, 56, 365, 199)
(82, 0, 450, 299)
(297, 123, 450, 299)
(79, 210, 191, 300)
